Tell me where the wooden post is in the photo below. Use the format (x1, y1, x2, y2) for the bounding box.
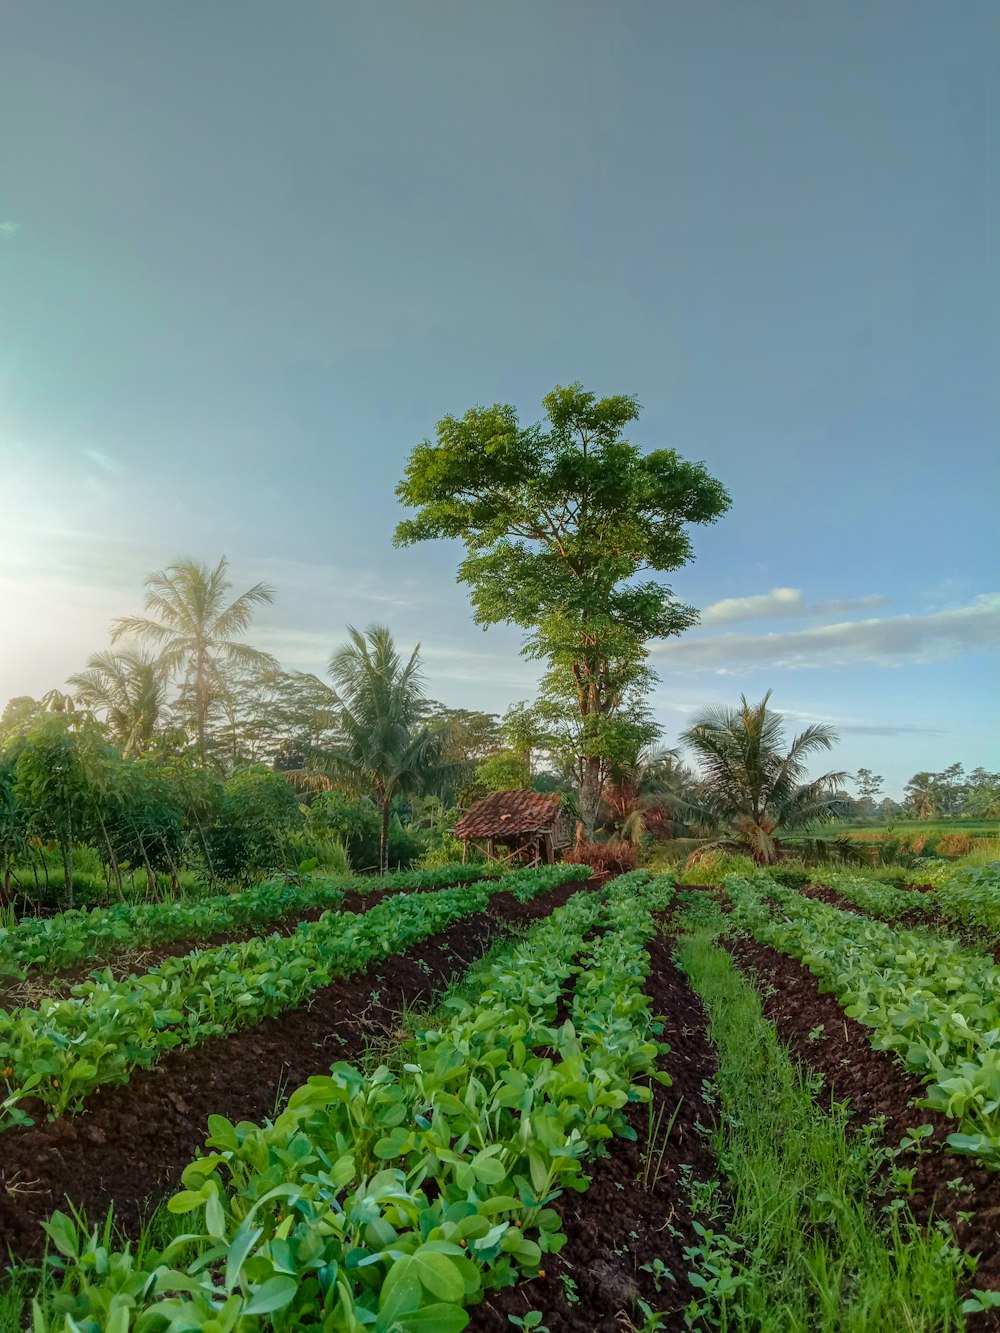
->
(462, 839, 467, 864)
(487, 837, 495, 860)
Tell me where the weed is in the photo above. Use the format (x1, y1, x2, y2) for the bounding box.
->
(640, 1257, 675, 1293)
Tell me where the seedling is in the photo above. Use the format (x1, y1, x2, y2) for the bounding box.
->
(508, 1311, 550, 1330)
(640, 1257, 675, 1293)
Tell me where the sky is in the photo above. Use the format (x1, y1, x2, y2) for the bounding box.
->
(1, 0, 997, 798)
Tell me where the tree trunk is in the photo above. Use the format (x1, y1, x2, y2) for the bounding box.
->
(64, 818, 74, 910)
(380, 800, 391, 875)
(579, 754, 603, 837)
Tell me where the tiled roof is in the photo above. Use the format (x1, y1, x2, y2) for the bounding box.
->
(453, 790, 562, 840)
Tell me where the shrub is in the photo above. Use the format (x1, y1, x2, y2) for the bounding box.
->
(937, 833, 974, 858)
(571, 838, 637, 875)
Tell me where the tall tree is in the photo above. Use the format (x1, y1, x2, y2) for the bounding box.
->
(675, 691, 848, 865)
(395, 383, 730, 829)
(308, 625, 438, 873)
(112, 556, 276, 764)
(68, 648, 168, 756)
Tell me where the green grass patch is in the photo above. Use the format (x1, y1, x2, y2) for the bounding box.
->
(673, 901, 969, 1331)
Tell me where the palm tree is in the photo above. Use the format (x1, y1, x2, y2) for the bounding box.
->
(68, 649, 168, 757)
(674, 691, 848, 865)
(601, 748, 685, 845)
(303, 625, 438, 873)
(112, 557, 276, 764)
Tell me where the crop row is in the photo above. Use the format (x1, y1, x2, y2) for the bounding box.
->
(821, 866, 1000, 939)
(820, 872, 937, 920)
(0, 864, 504, 983)
(0, 863, 585, 1133)
(725, 873, 1000, 1167)
(31, 870, 673, 1331)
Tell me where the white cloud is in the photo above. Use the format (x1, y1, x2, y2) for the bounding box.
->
(656, 593, 1000, 672)
(700, 587, 804, 625)
(699, 587, 886, 627)
(0, 222, 18, 239)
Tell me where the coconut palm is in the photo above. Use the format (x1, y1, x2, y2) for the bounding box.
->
(112, 557, 276, 764)
(674, 691, 849, 865)
(300, 625, 441, 873)
(68, 649, 168, 757)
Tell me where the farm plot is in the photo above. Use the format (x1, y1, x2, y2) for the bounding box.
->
(724, 873, 1000, 1168)
(23, 873, 672, 1331)
(0, 863, 504, 988)
(7, 870, 995, 1332)
(0, 865, 582, 1131)
(0, 867, 589, 1263)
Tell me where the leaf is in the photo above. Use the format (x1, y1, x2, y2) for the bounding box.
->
(392, 1306, 470, 1331)
(384, 1251, 466, 1304)
(224, 1221, 263, 1290)
(41, 1211, 79, 1259)
(241, 1275, 298, 1315)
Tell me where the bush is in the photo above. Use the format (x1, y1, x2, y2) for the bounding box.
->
(937, 832, 974, 858)
(571, 838, 637, 875)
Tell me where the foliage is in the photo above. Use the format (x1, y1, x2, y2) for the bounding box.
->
(27, 870, 666, 1331)
(201, 767, 303, 887)
(0, 863, 505, 985)
(67, 649, 168, 757)
(724, 871, 1000, 1169)
(475, 751, 532, 793)
(218, 668, 341, 771)
(676, 914, 969, 1329)
(600, 748, 684, 844)
(570, 837, 638, 875)
(903, 765, 1000, 821)
(112, 555, 276, 764)
(0, 866, 583, 1130)
(674, 691, 847, 865)
(9, 713, 115, 907)
(304, 625, 446, 874)
(395, 383, 730, 829)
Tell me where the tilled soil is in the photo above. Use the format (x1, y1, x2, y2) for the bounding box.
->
(0, 882, 586, 1263)
(726, 933, 1000, 1299)
(468, 935, 719, 1332)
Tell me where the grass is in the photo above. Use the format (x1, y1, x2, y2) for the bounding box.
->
(673, 897, 970, 1331)
(812, 820, 1000, 839)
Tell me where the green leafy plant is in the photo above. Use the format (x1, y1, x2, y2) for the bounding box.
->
(27, 873, 675, 1329)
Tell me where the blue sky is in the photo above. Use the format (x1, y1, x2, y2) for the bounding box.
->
(1, 1, 997, 797)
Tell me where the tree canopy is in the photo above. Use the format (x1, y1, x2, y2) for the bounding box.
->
(395, 383, 731, 826)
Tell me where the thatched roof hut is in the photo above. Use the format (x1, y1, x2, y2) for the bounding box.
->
(453, 790, 571, 865)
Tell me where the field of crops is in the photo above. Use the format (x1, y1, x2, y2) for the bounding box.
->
(4, 860, 1000, 1330)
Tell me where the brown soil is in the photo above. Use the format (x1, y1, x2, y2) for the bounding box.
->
(468, 934, 719, 1332)
(0, 882, 586, 1264)
(726, 934, 1000, 1305)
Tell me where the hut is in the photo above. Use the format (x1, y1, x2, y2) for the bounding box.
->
(453, 790, 571, 866)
